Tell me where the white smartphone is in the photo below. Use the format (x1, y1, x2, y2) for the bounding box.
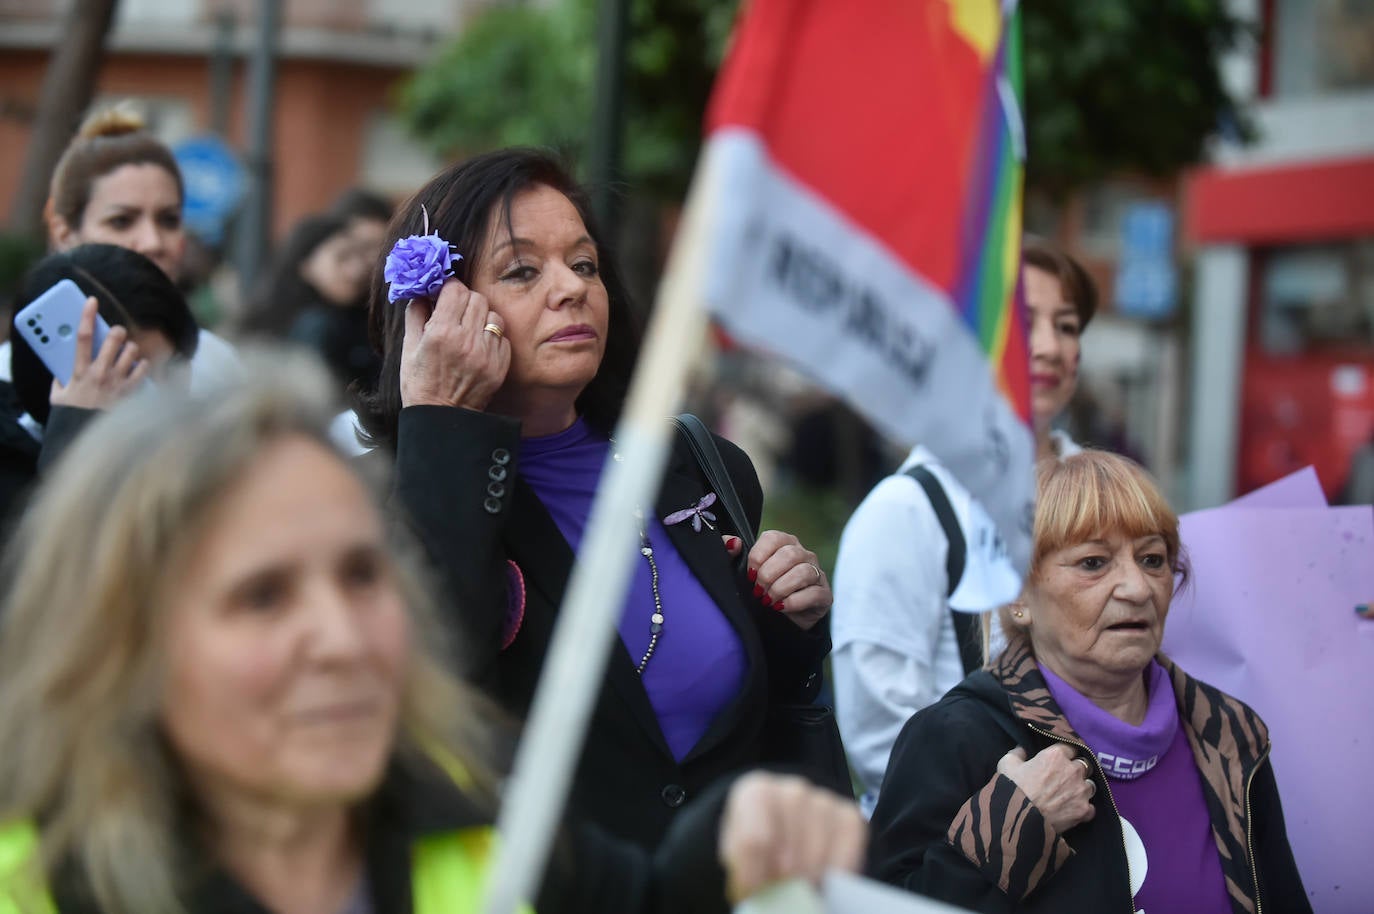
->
(13, 279, 113, 386)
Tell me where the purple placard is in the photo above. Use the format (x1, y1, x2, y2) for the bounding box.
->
(1162, 503, 1374, 912)
(1230, 466, 1327, 510)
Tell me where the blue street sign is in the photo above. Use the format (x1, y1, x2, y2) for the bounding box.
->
(173, 135, 246, 245)
(1115, 201, 1177, 320)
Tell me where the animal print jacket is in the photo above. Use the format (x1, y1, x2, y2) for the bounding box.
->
(868, 641, 1312, 914)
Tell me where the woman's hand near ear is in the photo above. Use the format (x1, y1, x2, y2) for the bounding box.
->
(399, 279, 510, 411)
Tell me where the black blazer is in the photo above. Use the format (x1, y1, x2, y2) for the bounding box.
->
(392, 406, 829, 848)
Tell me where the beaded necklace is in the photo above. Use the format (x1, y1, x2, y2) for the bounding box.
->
(612, 446, 666, 676)
(635, 517, 666, 675)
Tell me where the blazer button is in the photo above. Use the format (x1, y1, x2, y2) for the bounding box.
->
(660, 784, 687, 808)
(489, 465, 508, 482)
(487, 481, 506, 498)
(484, 497, 502, 515)
(491, 448, 512, 466)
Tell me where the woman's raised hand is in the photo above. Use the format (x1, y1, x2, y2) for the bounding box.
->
(399, 279, 510, 411)
(728, 531, 833, 631)
(995, 744, 1097, 835)
(718, 773, 867, 904)
(49, 296, 147, 411)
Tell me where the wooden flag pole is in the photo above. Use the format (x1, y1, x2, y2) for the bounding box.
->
(480, 147, 721, 914)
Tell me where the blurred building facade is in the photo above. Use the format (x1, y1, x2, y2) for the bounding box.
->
(0, 0, 486, 239)
(1028, 0, 1374, 509)
(1185, 0, 1374, 507)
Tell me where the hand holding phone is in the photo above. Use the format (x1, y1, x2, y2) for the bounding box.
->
(49, 297, 149, 411)
(14, 279, 148, 411)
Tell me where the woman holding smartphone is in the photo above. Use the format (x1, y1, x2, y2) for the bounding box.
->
(0, 245, 198, 535)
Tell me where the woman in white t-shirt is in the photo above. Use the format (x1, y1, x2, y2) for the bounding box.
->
(832, 238, 1097, 814)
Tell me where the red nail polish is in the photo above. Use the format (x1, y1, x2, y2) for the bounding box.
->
(753, 584, 764, 598)
(774, 601, 785, 612)
(762, 595, 774, 608)
(727, 536, 740, 551)
(747, 567, 757, 582)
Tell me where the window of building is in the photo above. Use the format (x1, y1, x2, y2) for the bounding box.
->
(1274, 0, 1374, 97)
(115, 0, 198, 25)
(366, 0, 462, 34)
(90, 95, 196, 147)
(360, 112, 444, 198)
(1257, 238, 1374, 353)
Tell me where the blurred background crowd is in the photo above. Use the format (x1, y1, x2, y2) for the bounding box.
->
(1, 0, 1372, 560)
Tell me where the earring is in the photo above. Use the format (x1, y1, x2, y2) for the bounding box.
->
(1012, 609, 1025, 619)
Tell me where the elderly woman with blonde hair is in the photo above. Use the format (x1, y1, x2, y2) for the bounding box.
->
(0, 356, 864, 914)
(868, 451, 1310, 914)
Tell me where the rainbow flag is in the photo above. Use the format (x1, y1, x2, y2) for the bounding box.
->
(698, 0, 1034, 570)
(954, 3, 1030, 422)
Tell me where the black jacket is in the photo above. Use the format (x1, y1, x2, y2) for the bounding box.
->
(0, 402, 96, 551)
(391, 406, 829, 849)
(44, 762, 744, 914)
(869, 641, 1311, 914)
(0, 381, 40, 538)
(288, 305, 380, 392)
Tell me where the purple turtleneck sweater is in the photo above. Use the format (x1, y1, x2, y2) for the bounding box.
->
(519, 418, 746, 761)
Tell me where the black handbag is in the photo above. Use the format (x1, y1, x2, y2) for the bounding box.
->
(672, 414, 853, 797)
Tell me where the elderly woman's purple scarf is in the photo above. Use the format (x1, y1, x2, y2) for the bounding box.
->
(1038, 660, 1177, 781)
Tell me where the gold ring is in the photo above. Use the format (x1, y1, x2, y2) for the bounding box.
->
(1076, 757, 1092, 775)
(482, 323, 504, 340)
(807, 562, 823, 584)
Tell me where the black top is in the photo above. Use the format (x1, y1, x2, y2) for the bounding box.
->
(390, 406, 830, 849)
(0, 381, 40, 538)
(289, 306, 380, 393)
(0, 400, 97, 554)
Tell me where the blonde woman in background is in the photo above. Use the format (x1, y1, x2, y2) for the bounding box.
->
(0, 354, 864, 914)
(37, 104, 240, 391)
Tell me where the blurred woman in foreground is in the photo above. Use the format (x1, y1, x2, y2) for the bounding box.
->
(0, 355, 864, 913)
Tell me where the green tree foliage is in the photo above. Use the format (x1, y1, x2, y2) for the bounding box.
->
(400, 0, 733, 199)
(399, 0, 1251, 199)
(1023, 0, 1253, 194)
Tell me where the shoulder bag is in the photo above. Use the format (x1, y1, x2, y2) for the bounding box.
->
(672, 414, 853, 797)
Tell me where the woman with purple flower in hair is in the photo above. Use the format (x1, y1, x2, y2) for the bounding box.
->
(359, 148, 839, 850)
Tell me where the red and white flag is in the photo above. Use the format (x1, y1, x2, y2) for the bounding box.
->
(699, 0, 1034, 574)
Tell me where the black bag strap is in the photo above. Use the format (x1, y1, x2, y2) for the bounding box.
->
(903, 464, 982, 676)
(672, 415, 754, 563)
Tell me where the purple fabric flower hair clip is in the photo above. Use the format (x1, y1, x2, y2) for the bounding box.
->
(384, 205, 463, 303)
(664, 493, 718, 532)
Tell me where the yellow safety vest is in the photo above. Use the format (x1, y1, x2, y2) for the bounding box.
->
(0, 819, 532, 914)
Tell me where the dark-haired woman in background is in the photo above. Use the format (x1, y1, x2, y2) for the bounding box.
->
(362, 147, 839, 849)
(1022, 237, 1097, 461)
(329, 186, 394, 266)
(238, 213, 378, 392)
(832, 237, 1100, 817)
